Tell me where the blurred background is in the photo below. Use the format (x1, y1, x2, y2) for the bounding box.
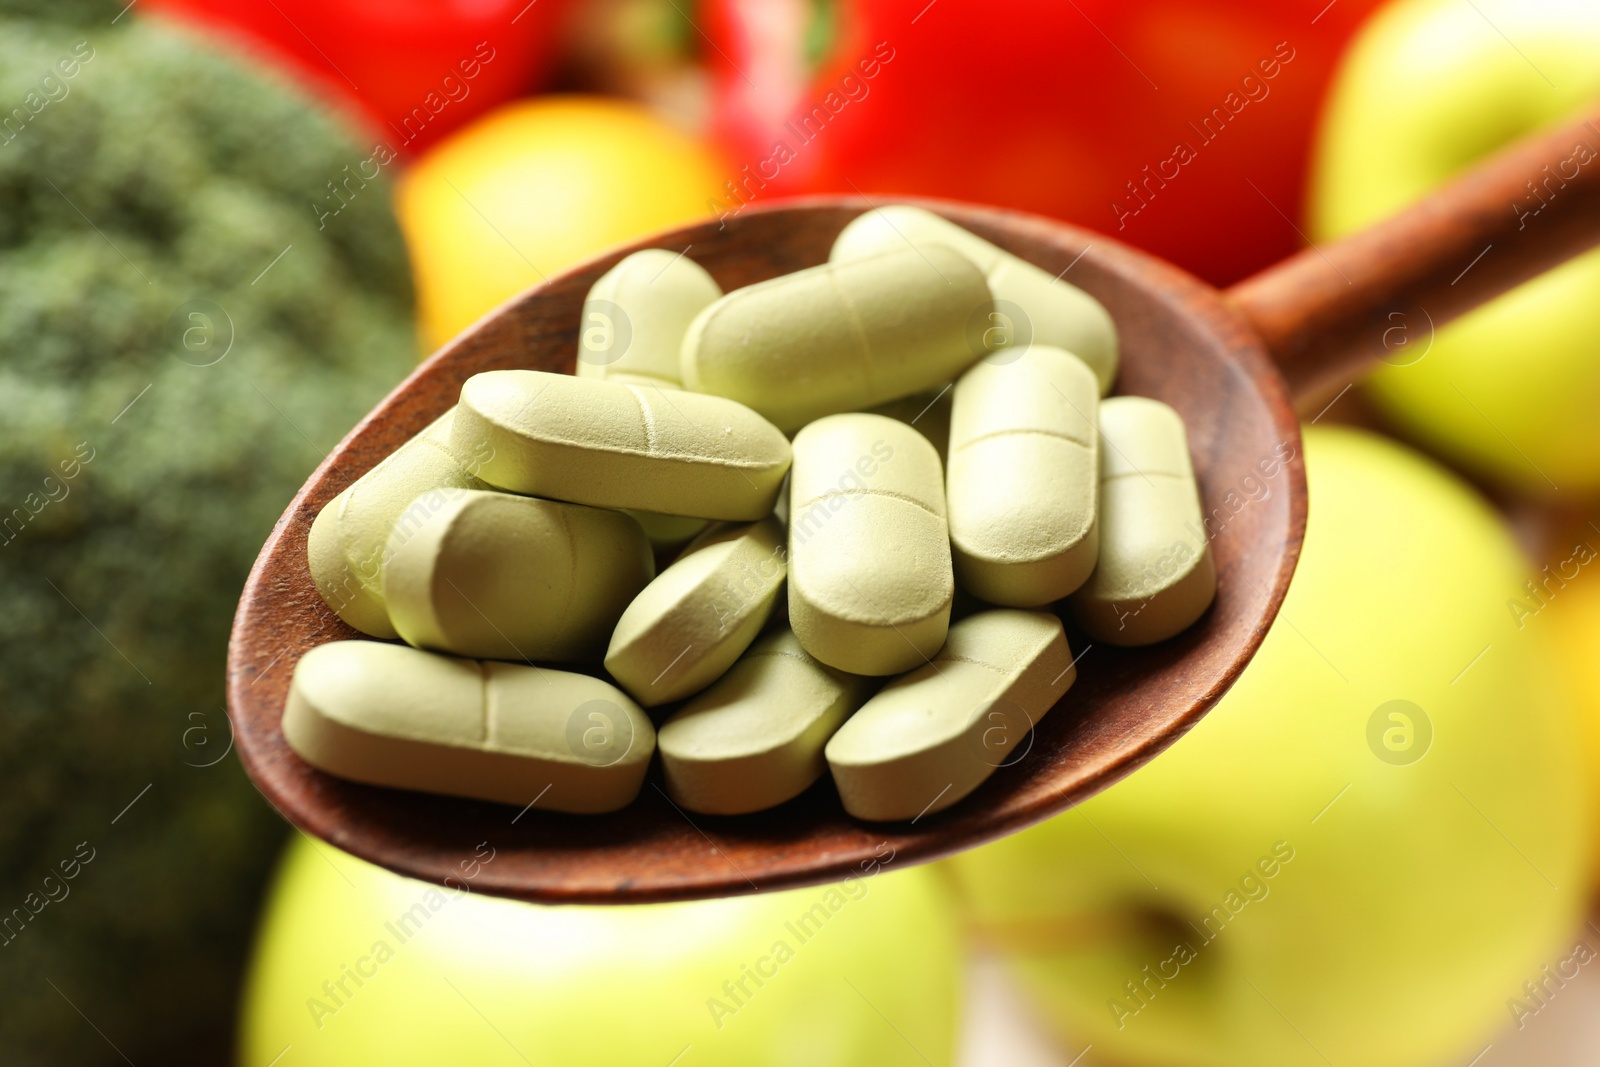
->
(2, 0, 1598, 1064)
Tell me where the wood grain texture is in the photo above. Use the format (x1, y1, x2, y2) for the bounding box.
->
(1228, 106, 1600, 398)
(226, 197, 1306, 903)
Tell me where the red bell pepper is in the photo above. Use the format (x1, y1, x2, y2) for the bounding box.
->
(141, 0, 572, 155)
(702, 0, 1386, 285)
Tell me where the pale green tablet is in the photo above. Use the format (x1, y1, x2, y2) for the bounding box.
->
(658, 628, 876, 815)
(1069, 396, 1216, 645)
(306, 408, 491, 638)
(788, 413, 953, 676)
(831, 206, 1119, 394)
(605, 517, 786, 707)
(825, 609, 1075, 822)
(576, 248, 721, 388)
(948, 345, 1100, 606)
(680, 245, 992, 431)
(452, 370, 791, 520)
(283, 640, 655, 814)
(382, 487, 653, 663)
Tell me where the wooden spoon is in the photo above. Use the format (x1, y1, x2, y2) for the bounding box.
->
(227, 107, 1600, 904)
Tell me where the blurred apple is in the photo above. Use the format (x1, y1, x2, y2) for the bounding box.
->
(238, 837, 962, 1065)
(1311, 0, 1600, 496)
(398, 96, 724, 351)
(943, 426, 1594, 1067)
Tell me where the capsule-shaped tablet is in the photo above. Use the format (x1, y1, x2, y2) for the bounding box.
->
(831, 206, 1119, 394)
(452, 370, 791, 520)
(788, 414, 953, 676)
(576, 249, 722, 388)
(1069, 397, 1215, 645)
(681, 246, 992, 431)
(283, 641, 655, 813)
(658, 628, 876, 815)
(604, 517, 785, 706)
(307, 408, 492, 638)
(382, 487, 653, 663)
(947, 346, 1099, 607)
(824, 609, 1074, 822)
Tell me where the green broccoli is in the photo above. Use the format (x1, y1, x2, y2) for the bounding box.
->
(0, 2, 416, 1062)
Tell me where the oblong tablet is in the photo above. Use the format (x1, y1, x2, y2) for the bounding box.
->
(948, 346, 1100, 606)
(831, 206, 1119, 394)
(307, 408, 491, 638)
(283, 641, 655, 814)
(576, 249, 721, 388)
(605, 517, 786, 707)
(658, 628, 876, 815)
(382, 487, 653, 663)
(824, 610, 1074, 822)
(681, 245, 992, 431)
(1069, 396, 1215, 645)
(788, 414, 953, 676)
(452, 370, 790, 520)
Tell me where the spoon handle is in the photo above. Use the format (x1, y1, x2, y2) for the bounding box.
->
(1227, 106, 1600, 402)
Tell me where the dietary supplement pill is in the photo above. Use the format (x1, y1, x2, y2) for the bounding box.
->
(658, 628, 876, 815)
(831, 206, 1119, 394)
(577, 248, 721, 388)
(382, 487, 653, 663)
(824, 609, 1074, 822)
(788, 413, 953, 676)
(680, 246, 992, 431)
(452, 370, 791, 520)
(284, 641, 655, 813)
(947, 345, 1099, 606)
(1069, 396, 1215, 645)
(307, 408, 491, 639)
(605, 517, 785, 707)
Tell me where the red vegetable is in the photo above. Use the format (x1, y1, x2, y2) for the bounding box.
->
(142, 0, 572, 155)
(703, 0, 1385, 285)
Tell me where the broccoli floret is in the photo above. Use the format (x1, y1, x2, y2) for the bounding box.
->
(0, 3, 416, 1062)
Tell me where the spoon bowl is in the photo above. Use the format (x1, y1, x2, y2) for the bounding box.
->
(227, 105, 1600, 903)
(227, 199, 1303, 903)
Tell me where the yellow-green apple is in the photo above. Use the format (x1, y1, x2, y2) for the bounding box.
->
(943, 426, 1594, 1067)
(238, 838, 962, 1065)
(1311, 0, 1600, 496)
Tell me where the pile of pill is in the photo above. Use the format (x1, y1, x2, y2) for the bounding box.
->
(288, 206, 1215, 823)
